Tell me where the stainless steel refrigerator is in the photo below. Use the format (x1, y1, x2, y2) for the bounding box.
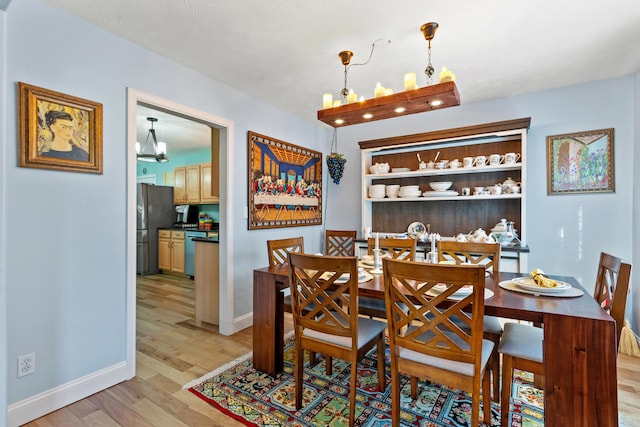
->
(137, 183, 175, 275)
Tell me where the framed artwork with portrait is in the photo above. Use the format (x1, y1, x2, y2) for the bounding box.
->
(18, 82, 103, 174)
(248, 131, 323, 230)
(547, 128, 614, 194)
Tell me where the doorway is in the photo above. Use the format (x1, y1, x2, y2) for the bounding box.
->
(126, 88, 235, 378)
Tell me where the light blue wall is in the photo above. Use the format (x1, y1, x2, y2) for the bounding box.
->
(327, 77, 635, 326)
(3, 0, 328, 411)
(633, 69, 640, 334)
(1, 5, 9, 427)
(2, 0, 638, 422)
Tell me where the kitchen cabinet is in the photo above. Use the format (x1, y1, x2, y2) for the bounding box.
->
(360, 117, 530, 271)
(158, 229, 185, 273)
(173, 165, 201, 204)
(200, 163, 219, 203)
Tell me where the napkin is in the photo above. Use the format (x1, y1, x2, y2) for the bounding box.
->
(530, 268, 559, 288)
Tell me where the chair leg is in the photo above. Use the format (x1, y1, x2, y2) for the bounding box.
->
(325, 356, 333, 376)
(376, 338, 386, 391)
(391, 364, 400, 426)
(410, 376, 418, 400)
(500, 355, 514, 427)
(295, 346, 304, 409)
(482, 369, 492, 425)
(349, 357, 358, 426)
(491, 348, 500, 402)
(471, 382, 480, 427)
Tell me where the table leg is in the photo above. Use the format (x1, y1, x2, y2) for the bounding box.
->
(543, 313, 618, 427)
(253, 270, 285, 376)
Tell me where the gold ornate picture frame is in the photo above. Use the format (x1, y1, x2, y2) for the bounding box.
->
(248, 131, 323, 229)
(547, 128, 614, 194)
(18, 82, 103, 174)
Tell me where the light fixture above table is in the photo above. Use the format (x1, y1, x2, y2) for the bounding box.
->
(317, 22, 460, 128)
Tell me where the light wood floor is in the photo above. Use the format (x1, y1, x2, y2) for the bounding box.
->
(23, 273, 640, 426)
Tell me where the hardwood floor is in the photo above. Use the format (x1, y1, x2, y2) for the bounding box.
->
(23, 273, 640, 426)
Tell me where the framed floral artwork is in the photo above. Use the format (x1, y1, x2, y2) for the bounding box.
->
(18, 82, 103, 174)
(248, 131, 323, 229)
(547, 128, 614, 194)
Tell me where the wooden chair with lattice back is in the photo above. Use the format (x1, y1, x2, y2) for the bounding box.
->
(358, 237, 417, 318)
(438, 240, 503, 401)
(383, 259, 493, 426)
(267, 236, 304, 267)
(288, 252, 387, 426)
(593, 251, 632, 349)
(325, 230, 357, 257)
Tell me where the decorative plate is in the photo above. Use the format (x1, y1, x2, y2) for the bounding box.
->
(407, 222, 426, 238)
(512, 277, 571, 293)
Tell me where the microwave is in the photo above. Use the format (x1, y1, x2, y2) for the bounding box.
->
(175, 204, 199, 224)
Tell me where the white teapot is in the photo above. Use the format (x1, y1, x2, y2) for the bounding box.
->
(468, 228, 487, 243)
(502, 177, 517, 193)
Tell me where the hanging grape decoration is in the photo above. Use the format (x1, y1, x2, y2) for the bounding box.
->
(326, 153, 346, 185)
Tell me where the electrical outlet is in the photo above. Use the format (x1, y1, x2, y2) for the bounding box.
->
(18, 353, 35, 377)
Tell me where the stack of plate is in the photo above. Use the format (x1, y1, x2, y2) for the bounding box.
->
(398, 185, 421, 198)
(386, 185, 400, 198)
(368, 184, 386, 199)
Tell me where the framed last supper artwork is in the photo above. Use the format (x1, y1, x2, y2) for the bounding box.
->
(248, 131, 323, 230)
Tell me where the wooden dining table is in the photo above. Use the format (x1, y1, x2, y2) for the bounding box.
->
(252, 264, 618, 427)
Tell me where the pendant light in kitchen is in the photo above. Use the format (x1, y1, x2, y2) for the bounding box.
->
(136, 117, 169, 162)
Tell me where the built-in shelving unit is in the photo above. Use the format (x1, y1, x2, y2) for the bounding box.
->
(359, 117, 531, 271)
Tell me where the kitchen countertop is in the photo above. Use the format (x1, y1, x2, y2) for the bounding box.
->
(193, 237, 220, 243)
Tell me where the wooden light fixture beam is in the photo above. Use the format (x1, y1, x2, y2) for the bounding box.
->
(317, 81, 460, 127)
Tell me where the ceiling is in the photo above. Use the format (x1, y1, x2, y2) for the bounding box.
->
(41, 0, 640, 154)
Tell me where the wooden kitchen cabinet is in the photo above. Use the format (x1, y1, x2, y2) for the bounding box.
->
(158, 230, 185, 273)
(200, 163, 219, 203)
(173, 165, 202, 204)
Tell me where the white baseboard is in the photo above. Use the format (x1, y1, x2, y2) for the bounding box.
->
(7, 361, 129, 427)
(233, 312, 253, 332)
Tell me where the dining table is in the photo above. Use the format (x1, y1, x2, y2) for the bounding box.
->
(252, 263, 618, 427)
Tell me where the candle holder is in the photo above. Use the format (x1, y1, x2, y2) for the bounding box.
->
(370, 248, 383, 274)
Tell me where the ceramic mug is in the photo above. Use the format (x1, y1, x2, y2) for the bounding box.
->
(489, 154, 504, 165)
(461, 187, 471, 196)
(449, 159, 460, 169)
(463, 157, 474, 168)
(505, 152, 521, 164)
(474, 155, 487, 166)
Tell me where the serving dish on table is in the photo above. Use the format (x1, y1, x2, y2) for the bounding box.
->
(511, 277, 571, 293)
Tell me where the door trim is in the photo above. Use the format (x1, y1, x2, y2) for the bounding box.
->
(126, 88, 235, 379)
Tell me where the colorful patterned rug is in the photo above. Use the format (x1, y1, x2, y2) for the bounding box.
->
(187, 336, 544, 426)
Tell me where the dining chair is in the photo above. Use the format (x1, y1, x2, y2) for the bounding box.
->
(325, 230, 357, 257)
(438, 240, 504, 401)
(498, 252, 632, 426)
(593, 251, 632, 348)
(288, 252, 387, 426)
(383, 259, 493, 426)
(359, 237, 418, 319)
(266, 236, 304, 267)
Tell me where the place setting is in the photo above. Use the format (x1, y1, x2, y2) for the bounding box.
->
(499, 268, 584, 297)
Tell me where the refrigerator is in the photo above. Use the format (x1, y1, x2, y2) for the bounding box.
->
(137, 183, 175, 275)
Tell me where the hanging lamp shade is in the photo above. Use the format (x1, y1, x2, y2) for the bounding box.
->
(137, 117, 169, 163)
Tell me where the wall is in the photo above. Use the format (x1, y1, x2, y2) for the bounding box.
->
(3, 0, 328, 423)
(327, 77, 635, 321)
(1, 5, 8, 427)
(633, 69, 640, 334)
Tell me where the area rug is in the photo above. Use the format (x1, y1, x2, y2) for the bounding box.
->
(187, 336, 544, 426)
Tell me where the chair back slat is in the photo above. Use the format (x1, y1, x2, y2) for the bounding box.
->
(593, 252, 632, 346)
(438, 241, 501, 273)
(368, 237, 416, 261)
(383, 259, 486, 365)
(325, 230, 357, 257)
(267, 237, 304, 267)
(289, 253, 358, 341)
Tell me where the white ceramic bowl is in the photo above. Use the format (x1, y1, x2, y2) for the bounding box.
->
(429, 181, 452, 192)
